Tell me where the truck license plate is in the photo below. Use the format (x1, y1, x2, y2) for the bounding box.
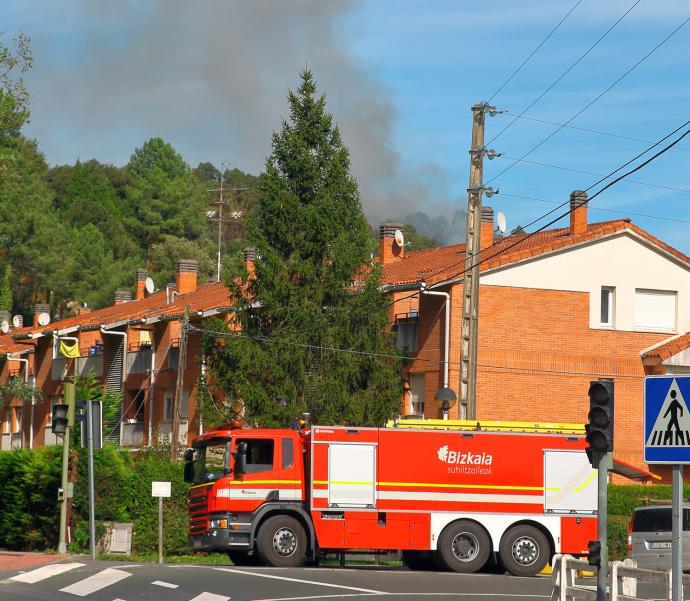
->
(650, 542, 672, 549)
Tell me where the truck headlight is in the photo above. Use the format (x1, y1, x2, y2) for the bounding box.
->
(210, 518, 228, 529)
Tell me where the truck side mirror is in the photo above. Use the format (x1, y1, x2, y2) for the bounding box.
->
(235, 441, 247, 477)
(183, 460, 195, 483)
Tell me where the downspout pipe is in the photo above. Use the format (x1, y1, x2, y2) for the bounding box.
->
(148, 335, 155, 446)
(420, 282, 455, 419)
(8, 355, 32, 449)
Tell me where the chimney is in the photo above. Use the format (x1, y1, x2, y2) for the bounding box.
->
(480, 206, 494, 250)
(76, 303, 91, 316)
(379, 223, 404, 265)
(243, 247, 256, 277)
(114, 290, 132, 305)
(570, 190, 588, 235)
(135, 268, 149, 300)
(176, 259, 198, 294)
(33, 303, 50, 328)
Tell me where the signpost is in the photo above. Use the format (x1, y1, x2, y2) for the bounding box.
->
(644, 376, 690, 601)
(152, 481, 171, 564)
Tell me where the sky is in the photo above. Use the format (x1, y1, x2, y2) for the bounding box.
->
(3, 0, 690, 251)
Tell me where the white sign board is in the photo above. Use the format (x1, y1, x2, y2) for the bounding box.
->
(151, 481, 171, 498)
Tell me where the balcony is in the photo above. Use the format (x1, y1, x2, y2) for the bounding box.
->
(76, 355, 104, 378)
(157, 420, 188, 446)
(121, 420, 144, 447)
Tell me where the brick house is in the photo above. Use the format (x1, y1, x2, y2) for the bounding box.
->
(0, 258, 240, 451)
(380, 191, 690, 476)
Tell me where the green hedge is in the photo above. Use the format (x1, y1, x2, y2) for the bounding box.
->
(0, 444, 189, 555)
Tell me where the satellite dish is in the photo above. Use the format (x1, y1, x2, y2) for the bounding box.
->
(0, 320, 9, 334)
(12, 315, 22, 328)
(496, 211, 507, 234)
(38, 312, 51, 327)
(394, 229, 405, 248)
(145, 277, 155, 295)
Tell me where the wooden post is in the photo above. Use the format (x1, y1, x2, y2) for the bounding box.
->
(170, 306, 189, 462)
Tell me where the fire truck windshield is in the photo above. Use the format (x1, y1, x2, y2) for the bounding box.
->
(193, 440, 230, 483)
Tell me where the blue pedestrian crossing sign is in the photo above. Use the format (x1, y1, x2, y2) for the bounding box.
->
(644, 376, 690, 464)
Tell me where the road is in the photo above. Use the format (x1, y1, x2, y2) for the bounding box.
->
(0, 558, 558, 601)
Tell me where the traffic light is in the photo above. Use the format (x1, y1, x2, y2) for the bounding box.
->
(587, 539, 601, 568)
(586, 379, 614, 464)
(52, 403, 68, 436)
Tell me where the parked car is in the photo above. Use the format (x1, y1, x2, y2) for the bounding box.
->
(628, 505, 690, 570)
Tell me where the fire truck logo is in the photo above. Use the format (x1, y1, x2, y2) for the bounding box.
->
(436, 445, 493, 465)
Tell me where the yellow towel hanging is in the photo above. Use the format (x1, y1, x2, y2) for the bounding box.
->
(59, 340, 81, 359)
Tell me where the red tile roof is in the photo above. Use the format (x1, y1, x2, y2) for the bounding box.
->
(642, 332, 690, 362)
(381, 219, 690, 288)
(0, 282, 233, 354)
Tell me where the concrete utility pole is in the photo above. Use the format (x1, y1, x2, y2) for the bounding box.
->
(170, 306, 189, 462)
(215, 163, 226, 283)
(460, 102, 501, 420)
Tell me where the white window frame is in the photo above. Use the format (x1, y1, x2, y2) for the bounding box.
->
(600, 286, 615, 328)
(409, 373, 425, 415)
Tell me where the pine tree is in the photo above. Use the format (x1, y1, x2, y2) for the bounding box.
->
(205, 71, 401, 428)
(0, 263, 12, 311)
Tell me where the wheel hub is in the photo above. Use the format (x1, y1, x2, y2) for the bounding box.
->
(451, 532, 479, 562)
(273, 527, 297, 557)
(512, 536, 538, 566)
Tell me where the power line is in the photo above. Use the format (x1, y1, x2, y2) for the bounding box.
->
(500, 192, 690, 225)
(487, 0, 583, 102)
(486, 17, 690, 186)
(500, 111, 690, 153)
(487, 0, 642, 146)
(422, 122, 690, 284)
(193, 325, 645, 380)
(498, 154, 690, 195)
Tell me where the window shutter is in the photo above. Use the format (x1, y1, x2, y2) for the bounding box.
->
(634, 289, 676, 332)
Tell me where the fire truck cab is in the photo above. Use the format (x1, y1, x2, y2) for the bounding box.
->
(186, 420, 603, 575)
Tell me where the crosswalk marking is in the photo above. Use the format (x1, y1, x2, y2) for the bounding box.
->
(152, 580, 179, 589)
(59, 567, 131, 596)
(189, 593, 231, 601)
(9, 562, 85, 583)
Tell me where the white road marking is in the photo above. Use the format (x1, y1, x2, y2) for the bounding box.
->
(59, 567, 131, 596)
(9, 562, 85, 583)
(152, 580, 179, 589)
(251, 594, 379, 601)
(189, 593, 231, 601)
(248, 595, 549, 601)
(214, 567, 385, 594)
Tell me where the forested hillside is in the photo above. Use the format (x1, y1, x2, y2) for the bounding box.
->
(0, 34, 439, 322)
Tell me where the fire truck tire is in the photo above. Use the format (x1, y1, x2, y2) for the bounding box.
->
(256, 515, 307, 567)
(498, 525, 550, 577)
(227, 551, 262, 566)
(437, 520, 491, 573)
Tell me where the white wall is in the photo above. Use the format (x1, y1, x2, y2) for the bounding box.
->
(481, 231, 690, 333)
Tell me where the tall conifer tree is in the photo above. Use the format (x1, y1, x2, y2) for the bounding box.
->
(205, 71, 401, 427)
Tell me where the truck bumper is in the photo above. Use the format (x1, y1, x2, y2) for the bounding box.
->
(189, 513, 252, 552)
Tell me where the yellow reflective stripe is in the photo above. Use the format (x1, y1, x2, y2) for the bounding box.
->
(574, 470, 597, 492)
(228, 479, 301, 485)
(313, 480, 557, 492)
(189, 483, 212, 490)
(378, 481, 557, 492)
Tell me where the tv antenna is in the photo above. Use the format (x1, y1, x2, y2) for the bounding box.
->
(145, 276, 155, 295)
(496, 211, 507, 235)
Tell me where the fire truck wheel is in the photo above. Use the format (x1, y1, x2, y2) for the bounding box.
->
(437, 520, 491, 573)
(256, 515, 307, 567)
(227, 551, 262, 566)
(499, 525, 549, 577)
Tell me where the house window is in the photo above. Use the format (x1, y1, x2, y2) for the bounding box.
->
(168, 348, 180, 371)
(409, 373, 425, 415)
(163, 390, 188, 421)
(394, 319, 419, 353)
(634, 289, 677, 332)
(601, 287, 615, 327)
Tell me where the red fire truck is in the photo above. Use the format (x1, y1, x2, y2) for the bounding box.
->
(185, 420, 599, 575)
